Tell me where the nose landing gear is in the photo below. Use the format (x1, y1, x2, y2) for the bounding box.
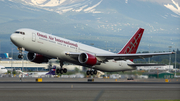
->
(18, 54, 23, 59)
(18, 48, 24, 59)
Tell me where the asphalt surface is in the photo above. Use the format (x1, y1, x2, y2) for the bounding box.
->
(0, 77, 180, 82)
(0, 80, 180, 101)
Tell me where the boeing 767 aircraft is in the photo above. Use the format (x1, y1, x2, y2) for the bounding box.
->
(10, 28, 173, 75)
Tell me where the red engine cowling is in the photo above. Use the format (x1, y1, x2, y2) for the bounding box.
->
(27, 52, 49, 63)
(78, 53, 97, 66)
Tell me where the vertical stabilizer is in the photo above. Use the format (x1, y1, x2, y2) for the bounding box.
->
(46, 66, 56, 75)
(118, 28, 144, 61)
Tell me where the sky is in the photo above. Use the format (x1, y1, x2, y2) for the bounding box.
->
(138, 0, 180, 4)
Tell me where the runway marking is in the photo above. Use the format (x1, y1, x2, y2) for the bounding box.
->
(71, 85, 73, 88)
(94, 90, 104, 101)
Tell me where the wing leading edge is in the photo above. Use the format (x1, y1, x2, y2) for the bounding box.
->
(95, 52, 174, 61)
(65, 52, 174, 62)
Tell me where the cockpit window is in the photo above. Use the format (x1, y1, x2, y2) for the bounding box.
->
(15, 31, 20, 34)
(15, 31, 25, 35)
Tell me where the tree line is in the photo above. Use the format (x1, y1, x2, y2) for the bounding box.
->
(134, 49, 180, 68)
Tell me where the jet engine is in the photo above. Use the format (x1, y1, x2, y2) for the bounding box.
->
(27, 52, 49, 63)
(78, 53, 97, 66)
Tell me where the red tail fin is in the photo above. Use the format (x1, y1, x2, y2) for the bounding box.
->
(118, 28, 144, 61)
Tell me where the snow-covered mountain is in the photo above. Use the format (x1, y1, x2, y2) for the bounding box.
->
(5, 0, 180, 16)
(8, 0, 103, 14)
(164, 0, 180, 16)
(0, 0, 179, 53)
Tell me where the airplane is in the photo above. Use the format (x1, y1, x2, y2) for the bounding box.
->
(46, 65, 56, 75)
(10, 28, 174, 75)
(22, 66, 56, 77)
(0, 65, 8, 74)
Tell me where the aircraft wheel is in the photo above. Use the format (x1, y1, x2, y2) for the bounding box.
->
(56, 69, 60, 74)
(18, 54, 23, 59)
(90, 70, 94, 75)
(60, 69, 64, 74)
(93, 70, 97, 75)
(127, 77, 134, 80)
(63, 68, 67, 73)
(86, 71, 90, 75)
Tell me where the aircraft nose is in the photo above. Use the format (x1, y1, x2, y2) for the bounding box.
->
(10, 34, 21, 46)
(10, 34, 16, 43)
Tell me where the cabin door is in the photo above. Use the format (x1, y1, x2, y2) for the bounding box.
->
(32, 33, 36, 42)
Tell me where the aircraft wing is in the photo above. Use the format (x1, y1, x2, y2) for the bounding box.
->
(127, 63, 166, 67)
(65, 52, 174, 62)
(95, 52, 174, 61)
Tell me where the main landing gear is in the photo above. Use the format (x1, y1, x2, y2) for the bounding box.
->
(86, 69, 97, 75)
(56, 68, 67, 74)
(127, 71, 134, 80)
(56, 60, 67, 74)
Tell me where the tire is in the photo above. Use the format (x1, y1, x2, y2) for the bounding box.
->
(90, 71, 94, 75)
(56, 69, 60, 74)
(18, 54, 23, 59)
(63, 68, 67, 73)
(93, 70, 97, 75)
(60, 69, 64, 74)
(86, 71, 90, 75)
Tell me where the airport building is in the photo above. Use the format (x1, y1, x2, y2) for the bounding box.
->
(0, 60, 83, 72)
(137, 65, 173, 71)
(0, 53, 9, 59)
(143, 72, 174, 79)
(0, 60, 48, 71)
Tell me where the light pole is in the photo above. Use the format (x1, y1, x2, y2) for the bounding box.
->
(148, 44, 151, 63)
(11, 43, 14, 69)
(0, 40, 1, 53)
(175, 50, 176, 77)
(22, 50, 24, 72)
(168, 46, 172, 72)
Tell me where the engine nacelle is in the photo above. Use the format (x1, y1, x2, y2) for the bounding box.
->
(27, 52, 49, 63)
(78, 53, 97, 66)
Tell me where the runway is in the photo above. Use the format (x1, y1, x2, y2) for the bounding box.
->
(0, 82, 180, 101)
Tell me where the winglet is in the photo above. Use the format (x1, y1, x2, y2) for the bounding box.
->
(118, 28, 144, 61)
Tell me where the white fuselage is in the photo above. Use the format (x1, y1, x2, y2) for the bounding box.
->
(10, 28, 134, 72)
(0, 66, 7, 74)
